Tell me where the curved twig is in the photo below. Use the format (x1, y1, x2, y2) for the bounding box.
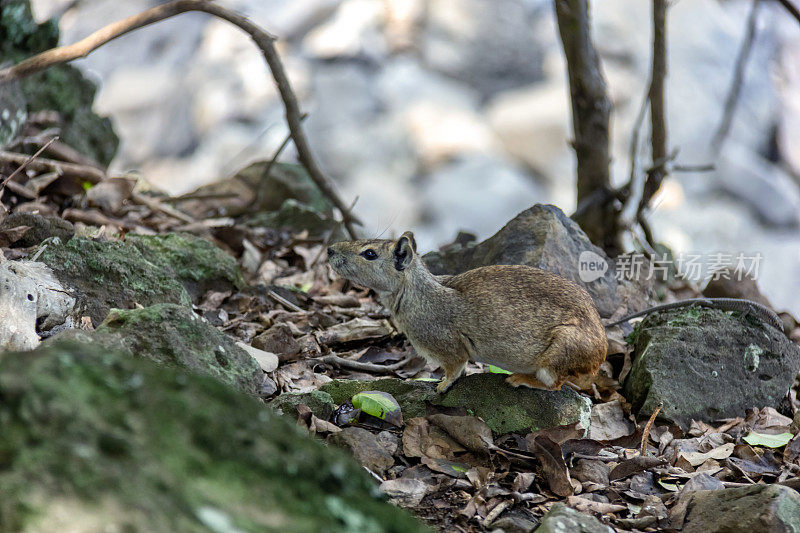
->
(0, 0, 360, 238)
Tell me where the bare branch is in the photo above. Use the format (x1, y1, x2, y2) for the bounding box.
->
(776, 0, 800, 25)
(0, 0, 361, 238)
(712, 0, 761, 152)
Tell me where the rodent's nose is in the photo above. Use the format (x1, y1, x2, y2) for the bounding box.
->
(327, 247, 335, 257)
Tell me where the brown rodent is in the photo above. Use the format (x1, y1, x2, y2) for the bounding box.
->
(327, 231, 607, 393)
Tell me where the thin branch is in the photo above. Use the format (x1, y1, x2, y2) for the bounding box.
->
(314, 354, 413, 374)
(712, 0, 761, 152)
(776, 0, 800, 25)
(0, 0, 361, 239)
(0, 148, 104, 184)
(640, 402, 662, 456)
(0, 137, 58, 190)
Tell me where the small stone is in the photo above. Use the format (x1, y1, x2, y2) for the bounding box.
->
(252, 323, 300, 362)
(379, 478, 428, 507)
(329, 427, 395, 475)
(271, 391, 335, 421)
(536, 503, 614, 533)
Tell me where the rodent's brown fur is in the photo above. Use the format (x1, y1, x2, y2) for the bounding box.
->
(328, 231, 607, 393)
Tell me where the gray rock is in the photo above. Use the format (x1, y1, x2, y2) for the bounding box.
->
(51, 303, 264, 395)
(0, 338, 425, 531)
(536, 503, 614, 533)
(623, 307, 800, 429)
(437, 373, 591, 435)
(272, 390, 335, 421)
(682, 485, 800, 533)
(423, 204, 619, 317)
(329, 427, 396, 475)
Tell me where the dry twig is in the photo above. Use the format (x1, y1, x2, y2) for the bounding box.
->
(0, 137, 59, 190)
(315, 354, 413, 374)
(0, 0, 360, 238)
(640, 402, 663, 456)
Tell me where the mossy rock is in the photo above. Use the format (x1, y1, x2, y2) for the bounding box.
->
(623, 307, 800, 429)
(36, 234, 242, 324)
(272, 391, 336, 420)
(320, 378, 438, 419)
(0, 339, 428, 532)
(50, 304, 264, 395)
(246, 199, 344, 239)
(126, 233, 244, 300)
(320, 375, 592, 435)
(0, 0, 118, 165)
(436, 373, 592, 435)
(0, 212, 74, 247)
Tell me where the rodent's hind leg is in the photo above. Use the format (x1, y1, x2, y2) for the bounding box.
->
(506, 370, 562, 391)
(435, 357, 468, 394)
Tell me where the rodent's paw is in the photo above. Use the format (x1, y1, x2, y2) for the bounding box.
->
(435, 380, 452, 394)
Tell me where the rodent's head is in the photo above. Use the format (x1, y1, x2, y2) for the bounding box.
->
(327, 231, 418, 293)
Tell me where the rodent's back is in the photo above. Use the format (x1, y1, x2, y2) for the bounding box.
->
(443, 265, 605, 371)
(444, 265, 599, 324)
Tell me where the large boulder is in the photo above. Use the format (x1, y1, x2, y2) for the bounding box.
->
(0, 339, 427, 532)
(51, 303, 265, 395)
(37, 233, 243, 324)
(623, 307, 800, 429)
(423, 205, 619, 316)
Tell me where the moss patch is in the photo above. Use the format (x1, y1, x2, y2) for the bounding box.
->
(0, 339, 428, 532)
(51, 304, 263, 395)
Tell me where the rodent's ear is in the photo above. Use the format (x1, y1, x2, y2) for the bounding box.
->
(399, 231, 416, 252)
(393, 233, 416, 271)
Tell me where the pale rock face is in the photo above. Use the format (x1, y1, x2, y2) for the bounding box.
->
(0, 262, 74, 352)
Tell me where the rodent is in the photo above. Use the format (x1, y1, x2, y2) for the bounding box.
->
(327, 231, 607, 393)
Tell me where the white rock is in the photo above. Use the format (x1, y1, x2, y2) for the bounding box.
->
(486, 82, 570, 179)
(403, 101, 498, 169)
(236, 342, 279, 373)
(418, 154, 546, 250)
(302, 0, 387, 59)
(0, 261, 75, 352)
(379, 478, 428, 507)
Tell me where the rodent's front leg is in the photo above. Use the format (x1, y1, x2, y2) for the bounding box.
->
(435, 356, 468, 394)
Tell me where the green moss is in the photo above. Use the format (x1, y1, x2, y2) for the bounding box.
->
(272, 391, 335, 420)
(436, 374, 592, 434)
(37, 237, 191, 324)
(127, 233, 244, 298)
(36, 234, 243, 324)
(51, 304, 264, 394)
(0, 340, 428, 532)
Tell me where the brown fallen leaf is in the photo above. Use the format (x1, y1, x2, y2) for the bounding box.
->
(587, 399, 635, 441)
(428, 414, 493, 453)
(530, 436, 573, 497)
(678, 442, 735, 467)
(609, 456, 667, 481)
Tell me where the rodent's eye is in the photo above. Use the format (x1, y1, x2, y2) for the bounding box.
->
(360, 249, 378, 260)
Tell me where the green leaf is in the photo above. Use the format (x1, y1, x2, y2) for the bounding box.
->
(351, 391, 403, 427)
(743, 432, 794, 448)
(487, 365, 512, 374)
(657, 480, 679, 492)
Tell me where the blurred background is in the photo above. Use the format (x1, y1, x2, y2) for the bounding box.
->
(30, 0, 800, 315)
